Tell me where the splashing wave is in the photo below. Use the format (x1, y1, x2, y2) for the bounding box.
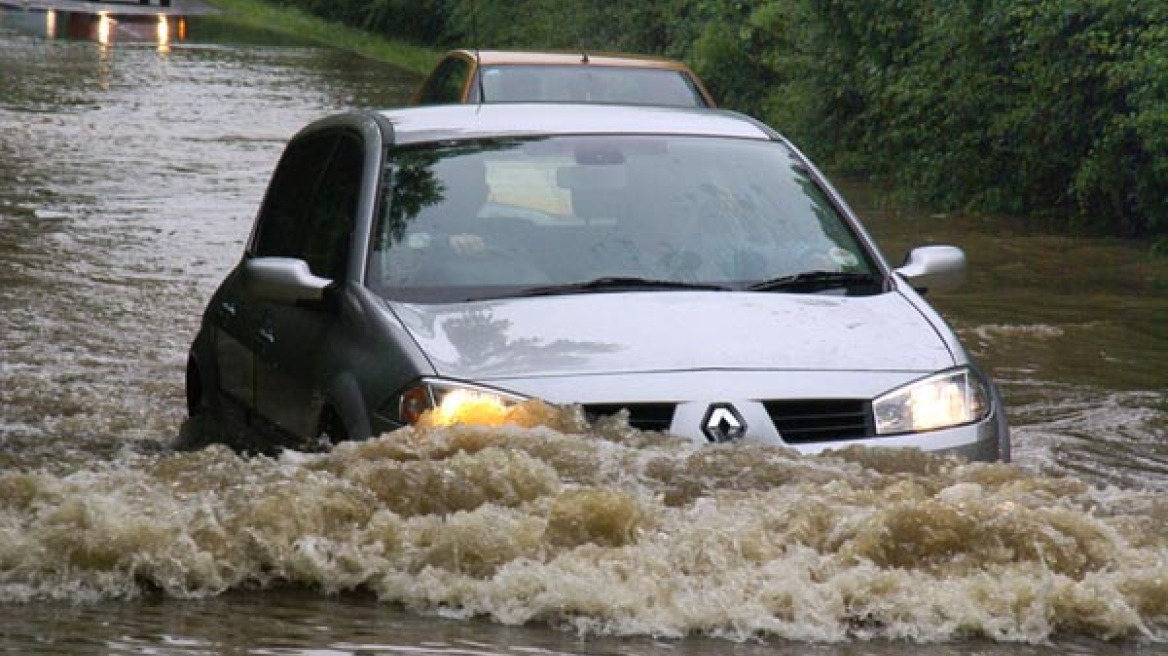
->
(2, 407, 1166, 644)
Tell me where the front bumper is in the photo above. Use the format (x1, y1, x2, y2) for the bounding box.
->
(657, 397, 1007, 461)
(497, 368, 1012, 463)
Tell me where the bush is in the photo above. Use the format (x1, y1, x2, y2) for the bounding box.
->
(762, 0, 1168, 237)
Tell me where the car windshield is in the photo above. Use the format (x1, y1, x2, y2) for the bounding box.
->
(368, 135, 879, 303)
(475, 64, 708, 107)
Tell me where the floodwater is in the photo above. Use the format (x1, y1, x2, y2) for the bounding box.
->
(1, 7, 1166, 655)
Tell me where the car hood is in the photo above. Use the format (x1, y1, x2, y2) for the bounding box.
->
(389, 291, 955, 380)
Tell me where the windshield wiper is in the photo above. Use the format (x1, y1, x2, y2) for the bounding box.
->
(511, 276, 733, 298)
(747, 271, 884, 293)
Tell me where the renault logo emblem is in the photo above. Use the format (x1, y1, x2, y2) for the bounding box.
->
(702, 403, 746, 443)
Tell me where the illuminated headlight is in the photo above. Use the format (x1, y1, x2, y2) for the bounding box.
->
(387, 378, 528, 427)
(873, 368, 991, 435)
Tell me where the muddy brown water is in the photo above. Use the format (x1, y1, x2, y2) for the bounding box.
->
(1, 8, 1166, 655)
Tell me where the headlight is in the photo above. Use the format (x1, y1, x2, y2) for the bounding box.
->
(386, 378, 528, 427)
(873, 368, 990, 435)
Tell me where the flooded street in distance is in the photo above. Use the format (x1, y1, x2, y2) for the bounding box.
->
(1, 7, 1166, 655)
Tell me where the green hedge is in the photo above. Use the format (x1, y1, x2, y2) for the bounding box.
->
(257, 0, 1167, 240)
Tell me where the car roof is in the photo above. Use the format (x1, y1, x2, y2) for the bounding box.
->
(450, 49, 698, 72)
(375, 103, 777, 146)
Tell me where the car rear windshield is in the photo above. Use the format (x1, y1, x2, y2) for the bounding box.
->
(474, 64, 709, 107)
(368, 135, 879, 303)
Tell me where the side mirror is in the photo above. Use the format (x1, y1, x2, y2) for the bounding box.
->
(242, 257, 332, 304)
(895, 245, 966, 293)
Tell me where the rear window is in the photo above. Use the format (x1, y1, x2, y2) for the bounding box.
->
(475, 65, 709, 107)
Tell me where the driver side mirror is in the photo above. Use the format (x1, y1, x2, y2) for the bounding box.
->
(242, 257, 333, 304)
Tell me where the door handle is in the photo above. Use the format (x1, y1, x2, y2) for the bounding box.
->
(257, 327, 275, 345)
(219, 301, 237, 320)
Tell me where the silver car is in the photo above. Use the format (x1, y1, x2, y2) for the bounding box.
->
(184, 103, 1010, 461)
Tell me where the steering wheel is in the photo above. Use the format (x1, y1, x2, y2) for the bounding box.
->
(440, 235, 552, 284)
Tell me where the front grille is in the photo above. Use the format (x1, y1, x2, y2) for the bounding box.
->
(763, 399, 872, 444)
(583, 403, 676, 432)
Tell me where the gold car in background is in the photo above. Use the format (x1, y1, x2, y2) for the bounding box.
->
(412, 49, 716, 107)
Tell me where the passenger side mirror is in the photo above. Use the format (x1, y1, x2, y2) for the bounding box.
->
(895, 245, 966, 293)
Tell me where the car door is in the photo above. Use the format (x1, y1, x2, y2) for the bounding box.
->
(251, 130, 365, 439)
(214, 131, 336, 426)
(211, 267, 255, 412)
(413, 53, 474, 104)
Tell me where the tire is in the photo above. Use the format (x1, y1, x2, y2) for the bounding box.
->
(175, 360, 219, 451)
(176, 359, 216, 445)
(313, 407, 349, 451)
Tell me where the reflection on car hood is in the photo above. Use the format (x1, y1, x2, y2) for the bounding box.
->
(390, 291, 955, 380)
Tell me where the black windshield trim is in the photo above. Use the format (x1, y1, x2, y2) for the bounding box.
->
(746, 271, 887, 293)
(486, 276, 732, 300)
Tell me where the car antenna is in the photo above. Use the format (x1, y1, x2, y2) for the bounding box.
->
(474, 49, 486, 103)
(471, 0, 486, 103)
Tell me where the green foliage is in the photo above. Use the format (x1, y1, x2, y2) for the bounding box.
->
(243, 0, 1167, 239)
(1070, 2, 1168, 236)
(258, 0, 450, 44)
(771, 0, 1168, 237)
(687, 1, 776, 118)
(360, 0, 447, 44)
(441, 0, 684, 53)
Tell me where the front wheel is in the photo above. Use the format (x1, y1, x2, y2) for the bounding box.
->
(310, 407, 349, 451)
(174, 359, 220, 451)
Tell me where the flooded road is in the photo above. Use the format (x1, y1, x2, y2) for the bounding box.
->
(1, 7, 1166, 655)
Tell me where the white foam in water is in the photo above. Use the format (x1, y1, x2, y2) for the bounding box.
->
(2, 408, 1167, 644)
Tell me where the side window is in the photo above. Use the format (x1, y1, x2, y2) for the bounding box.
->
(417, 56, 471, 104)
(253, 134, 337, 261)
(252, 132, 364, 281)
(302, 134, 363, 280)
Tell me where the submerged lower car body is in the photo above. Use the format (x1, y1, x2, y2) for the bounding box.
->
(372, 361, 1009, 463)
